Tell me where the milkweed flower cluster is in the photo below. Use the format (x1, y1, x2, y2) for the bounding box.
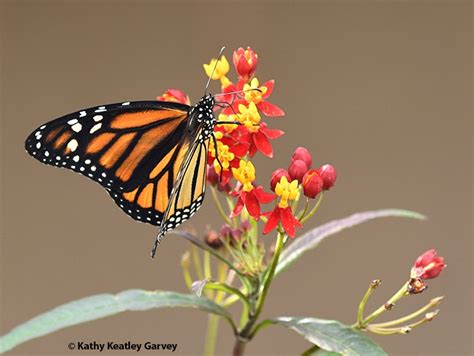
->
(156, 47, 446, 356)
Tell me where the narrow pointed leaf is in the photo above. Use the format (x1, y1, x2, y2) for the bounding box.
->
(0, 290, 233, 353)
(273, 317, 386, 356)
(276, 209, 426, 275)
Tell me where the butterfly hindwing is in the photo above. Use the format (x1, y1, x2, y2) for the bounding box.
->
(26, 94, 217, 253)
(107, 138, 193, 226)
(25, 101, 191, 193)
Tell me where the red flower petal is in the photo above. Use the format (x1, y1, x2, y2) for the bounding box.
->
(261, 126, 285, 139)
(231, 195, 245, 217)
(248, 143, 257, 157)
(257, 101, 285, 117)
(253, 131, 273, 157)
(280, 207, 300, 238)
(263, 207, 281, 235)
(262, 80, 274, 98)
(253, 186, 276, 204)
(244, 191, 261, 220)
(232, 142, 250, 157)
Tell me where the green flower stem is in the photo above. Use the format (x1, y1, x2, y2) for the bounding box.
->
(370, 296, 443, 328)
(366, 326, 407, 335)
(356, 280, 381, 327)
(242, 232, 285, 338)
(239, 301, 249, 329)
(222, 294, 240, 307)
(204, 263, 233, 356)
(300, 192, 323, 224)
(191, 246, 204, 280)
(203, 282, 251, 310)
(180, 251, 193, 290)
(203, 251, 214, 299)
(368, 310, 439, 336)
(211, 186, 234, 227)
(360, 282, 409, 327)
(204, 315, 220, 356)
(298, 198, 310, 220)
(247, 319, 273, 339)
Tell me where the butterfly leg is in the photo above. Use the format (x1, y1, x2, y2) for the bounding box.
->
(150, 230, 164, 258)
(211, 133, 225, 182)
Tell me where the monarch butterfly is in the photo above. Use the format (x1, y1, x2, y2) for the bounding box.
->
(24, 49, 242, 257)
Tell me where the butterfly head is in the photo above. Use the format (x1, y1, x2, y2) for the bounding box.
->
(188, 94, 216, 142)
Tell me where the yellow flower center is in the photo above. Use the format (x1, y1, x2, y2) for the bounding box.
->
(232, 160, 256, 192)
(237, 102, 261, 133)
(209, 131, 234, 173)
(217, 113, 237, 133)
(243, 78, 267, 104)
(275, 176, 299, 208)
(203, 55, 230, 86)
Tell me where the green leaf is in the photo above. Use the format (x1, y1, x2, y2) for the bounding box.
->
(272, 317, 387, 356)
(0, 290, 234, 353)
(276, 209, 425, 275)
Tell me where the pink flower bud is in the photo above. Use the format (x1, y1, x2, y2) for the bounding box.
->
(291, 147, 312, 168)
(288, 159, 308, 183)
(270, 168, 291, 192)
(302, 169, 323, 199)
(317, 164, 337, 190)
(204, 230, 222, 249)
(411, 249, 446, 279)
(232, 47, 259, 80)
(220, 224, 232, 239)
(241, 220, 251, 232)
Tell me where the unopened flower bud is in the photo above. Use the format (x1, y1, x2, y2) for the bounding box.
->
(241, 220, 251, 232)
(231, 228, 242, 242)
(317, 164, 337, 190)
(291, 147, 312, 168)
(233, 47, 259, 80)
(207, 165, 219, 186)
(157, 88, 191, 105)
(302, 169, 323, 199)
(205, 229, 222, 249)
(220, 224, 232, 239)
(411, 249, 446, 279)
(288, 159, 308, 183)
(270, 168, 290, 192)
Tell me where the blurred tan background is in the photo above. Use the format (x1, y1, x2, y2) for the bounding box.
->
(1, 1, 472, 355)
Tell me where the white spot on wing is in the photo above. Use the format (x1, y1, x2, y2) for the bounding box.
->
(67, 139, 79, 152)
(67, 119, 78, 125)
(93, 115, 103, 122)
(79, 111, 87, 117)
(90, 122, 102, 134)
(71, 123, 82, 132)
(121, 102, 130, 106)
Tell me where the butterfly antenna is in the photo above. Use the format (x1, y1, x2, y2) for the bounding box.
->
(214, 87, 262, 97)
(204, 46, 226, 96)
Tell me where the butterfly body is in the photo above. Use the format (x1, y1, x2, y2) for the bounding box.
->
(25, 94, 217, 254)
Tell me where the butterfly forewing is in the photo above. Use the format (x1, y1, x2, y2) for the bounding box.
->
(25, 101, 190, 193)
(26, 94, 217, 254)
